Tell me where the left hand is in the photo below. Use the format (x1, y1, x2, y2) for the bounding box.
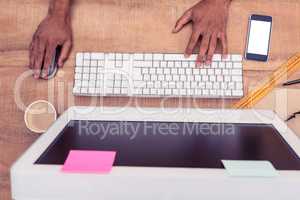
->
(173, 0, 231, 66)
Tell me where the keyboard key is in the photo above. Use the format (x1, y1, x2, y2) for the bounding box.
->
(213, 82, 220, 89)
(182, 62, 189, 68)
(167, 61, 174, 68)
(165, 89, 172, 95)
(134, 54, 144, 60)
(208, 69, 214, 75)
(164, 68, 171, 74)
(189, 62, 195, 68)
(153, 61, 160, 68)
(215, 69, 221, 75)
(228, 82, 235, 89)
(166, 75, 172, 81)
(83, 53, 90, 60)
(219, 62, 225, 68)
(231, 69, 243, 75)
(73, 87, 81, 94)
(195, 89, 202, 96)
(222, 55, 231, 61)
(236, 82, 243, 90)
(232, 54, 243, 61)
(123, 54, 130, 60)
(150, 88, 157, 95)
(217, 75, 224, 82)
(198, 82, 205, 89)
(226, 62, 233, 69)
(83, 60, 90, 67)
(161, 61, 167, 68)
(142, 68, 149, 74)
(171, 68, 177, 74)
(186, 68, 192, 74)
(90, 74, 96, 80)
(232, 76, 243, 82)
(164, 54, 184, 61)
(175, 62, 182, 68)
(222, 69, 229, 75)
(211, 62, 218, 68)
(232, 90, 243, 96)
(158, 75, 164, 81)
(225, 90, 232, 96)
(169, 82, 176, 88)
(233, 62, 243, 69)
(217, 90, 225, 96)
(209, 75, 216, 82)
(206, 82, 213, 89)
(212, 54, 222, 61)
(145, 53, 153, 60)
(81, 87, 88, 94)
(76, 53, 83, 66)
(116, 53, 123, 60)
(179, 68, 185, 74)
(200, 69, 207, 75)
(202, 75, 209, 82)
(107, 53, 115, 60)
(91, 53, 104, 60)
(143, 88, 150, 95)
(154, 81, 161, 88)
(173, 89, 179, 96)
(144, 74, 150, 81)
(203, 90, 209, 96)
(153, 54, 164, 60)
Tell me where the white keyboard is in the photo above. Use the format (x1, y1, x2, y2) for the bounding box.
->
(73, 52, 244, 98)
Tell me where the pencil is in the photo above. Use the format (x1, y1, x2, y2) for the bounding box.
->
(233, 53, 300, 109)
(283, 79, 300, 86)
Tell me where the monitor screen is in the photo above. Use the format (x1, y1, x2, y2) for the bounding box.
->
(35, 120, 300, 170)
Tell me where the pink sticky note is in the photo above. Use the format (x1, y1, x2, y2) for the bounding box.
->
(62, 150, 116, 174)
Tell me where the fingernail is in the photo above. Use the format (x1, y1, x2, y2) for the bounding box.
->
(41, 71, 48, 78)
(184, 54, 190, 58)
(196, 62, 202, 67)
(33, 70, 40, 79)
(34, 74, 39, 79)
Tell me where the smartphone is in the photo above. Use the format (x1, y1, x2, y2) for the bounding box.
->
(245, 14, 272, 61)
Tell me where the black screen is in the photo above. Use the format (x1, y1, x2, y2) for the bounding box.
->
(35, 120, 300, 170)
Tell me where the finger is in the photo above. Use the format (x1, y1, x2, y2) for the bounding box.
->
(173, 9, 192, 33)
(41, 43, 56, 79)
(29, 31, 39, 69)
(185, 27, 202, 56)
(29, 40, 35, 69)
(33, 38, 46, 79)
(30, 38, 40, 71)
(196, 33, 211, 66)
(58, 40, 72, 68)
(219, 32, 228, 59)
(206, 32, 217, 64)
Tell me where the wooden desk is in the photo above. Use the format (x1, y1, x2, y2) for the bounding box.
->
(1, 0, 300, 199)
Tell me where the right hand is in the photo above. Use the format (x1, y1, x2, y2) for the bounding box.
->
(29, 15, 72, 79)
(173, 0, 231, 66)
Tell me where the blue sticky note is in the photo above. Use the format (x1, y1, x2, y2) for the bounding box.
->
(222, 160, 279, 177)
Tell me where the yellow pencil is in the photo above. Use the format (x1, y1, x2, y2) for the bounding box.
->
(233, 53, 300, 109)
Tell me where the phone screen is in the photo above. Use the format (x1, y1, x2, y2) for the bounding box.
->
(247, 20, 272, 56)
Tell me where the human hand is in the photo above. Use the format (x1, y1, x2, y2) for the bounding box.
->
(29, 15, 72, 79)
(173, 0, 231, 66)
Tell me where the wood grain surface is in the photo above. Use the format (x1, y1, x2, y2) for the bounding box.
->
(1, 0, 300, 199)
